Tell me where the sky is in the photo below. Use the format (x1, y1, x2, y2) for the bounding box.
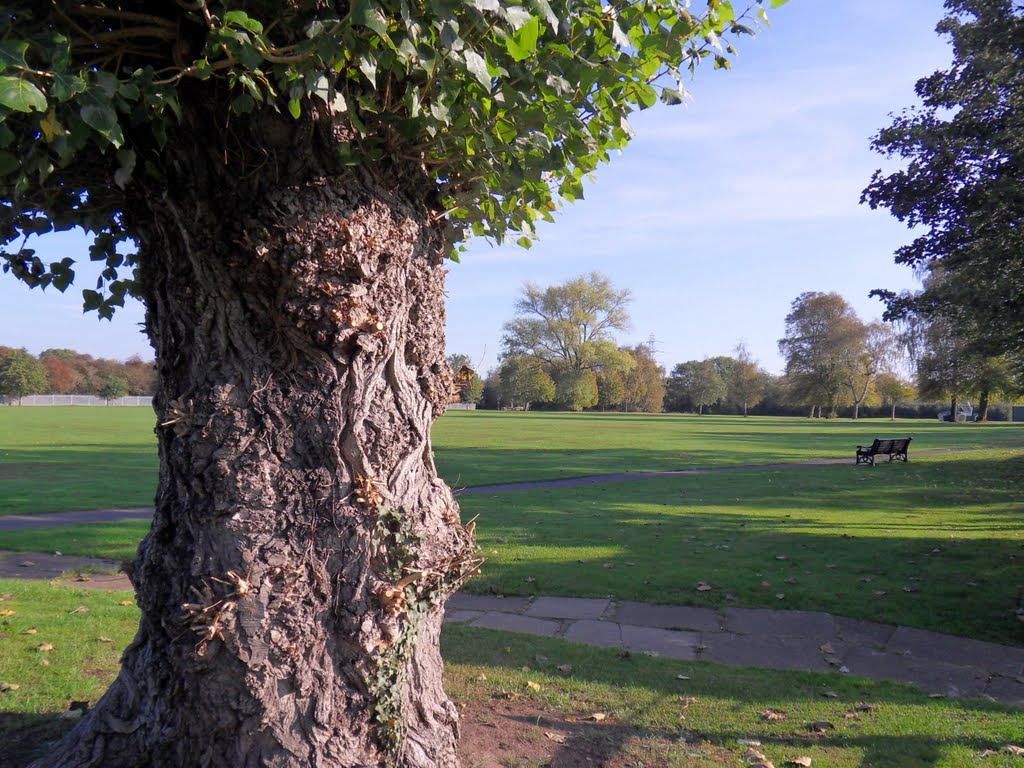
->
(2, 1, 953, 375)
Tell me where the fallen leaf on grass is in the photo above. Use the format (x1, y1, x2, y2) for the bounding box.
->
(775, 593, 786, 600)
(0, 682, 20, 692)
(535, 655, 548, 664)
(819, 643, 835, 655)
(743, 747, 774, 768)
(37, 643, 55, 652)
(523, 577, 536, 583)
(855, 702, 877, 712)
(784, 757, 812, 767)
(696, 582, 713, 592)
(98, 637, 114, 644)
(556, 664, 572, 674)
(118, 601, 134, 606)
(1005, 745, 1024, 755)
(760, 708, 787, 721)
(679, 697, 697, 708)
(676, 674, 691, 680)
(775, 555, 788, 561)
(22, 628, 37, 635)
(544, 732, 566, 744)
(588, 712, 607, 721)
(0, 609, 15, 617)
(69, 606, 89, 614)
(19, 561, 35, 568)
(784, 577, 797, 585)
(843, 711, 859, 719)
(525, 681, 541, 692)
(0, 593, 12, 601)
(820, 691, 838, 698)
(809, 721, 834, 732)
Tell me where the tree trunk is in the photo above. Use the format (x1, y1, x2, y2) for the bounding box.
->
(852, 401, 860, 420)
(33, 168, 475, 767)
(891, 402, 897, 421)
(950, 395, 959, 422)
(978, 388, 990, 422)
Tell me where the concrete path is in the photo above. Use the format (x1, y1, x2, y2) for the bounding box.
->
(446, 593, 1024, 708)
(0, 448, 978, 531)
(2, 550, 1021, 708)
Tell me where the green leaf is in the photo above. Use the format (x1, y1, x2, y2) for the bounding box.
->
(352, 0, 389, 35)
(0, 150, 19, 176)
(0, 41, 29, 68)
(660, 88, 685, 105)
(114, 148, 136, 188)
(463, 50, 491, 90)
(223, 10, 264, 33)
(80, 103, 124, 147)
(505, 17, 541, 62)
(769, 0, 790, 7)
(288, 98, 301, 119)
(0, 76, 47, 113)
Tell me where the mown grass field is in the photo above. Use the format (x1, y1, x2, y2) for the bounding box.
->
(3, 407, 1024, 514)
(2, 581, 1022, 768)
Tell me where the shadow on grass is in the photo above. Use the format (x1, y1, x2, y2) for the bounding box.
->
(444, 624, 1023, 768)
(1, 712, 75, 768)
(458, 456, 1024, 645)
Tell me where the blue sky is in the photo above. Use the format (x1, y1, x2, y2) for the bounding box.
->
(3, 1, 951, 375)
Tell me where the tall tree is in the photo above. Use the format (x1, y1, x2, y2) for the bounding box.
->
(502, 272, 633, 400)
(862, 0, 1024, 362)
(665, 359, 726, 415)
(842, 322, 897, 420)
(496, 356, 556, 411)
(778, 292, 866, 418)
(619, 343, 666, 412)
(729, 342, 765, 416)
(0, 1, 774, 764)
(874, 372, 916, 421)
(0, 348, 48, 403)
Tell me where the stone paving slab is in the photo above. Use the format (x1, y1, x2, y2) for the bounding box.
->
(701, 632, 832, 672)
(527, 596, 609, 620)
(444, 610, 484, 624)
(611, 602, 720, 632)
(0, 551, 123, 581)
(469, 612, 562, 637)
(842, 646, 989, 698)
(886, 626, 1024, 677)
(983, 674, 1024, 707)
(723, 607, 836, 640)
(620, 625, 700, 660)
(446, 594, 531, 614)
(564, 620, 623, 648)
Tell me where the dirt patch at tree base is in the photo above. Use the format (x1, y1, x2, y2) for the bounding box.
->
(457, 698, 705, 768)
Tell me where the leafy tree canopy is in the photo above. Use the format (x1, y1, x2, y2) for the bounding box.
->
(2, 0, 784, 316)
(862, 0, 1024, 360)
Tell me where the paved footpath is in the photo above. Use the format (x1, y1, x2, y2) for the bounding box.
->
(2, 550, 1022, 708)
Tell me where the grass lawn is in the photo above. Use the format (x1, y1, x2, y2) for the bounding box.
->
(2, 581, 1022, 768)
(0, 407, 157, 516)
(3, 408, 1024, 515)
(5, 448, 1023, 645)
(432, 411, 1024, 487)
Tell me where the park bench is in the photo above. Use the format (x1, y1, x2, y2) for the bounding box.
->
(855, 437, 912, 466)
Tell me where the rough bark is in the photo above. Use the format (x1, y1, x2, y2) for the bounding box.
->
(978, 388, 990, 422)
(33, 139, 474, 765)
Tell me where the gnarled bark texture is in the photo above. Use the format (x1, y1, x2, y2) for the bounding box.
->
(33, 120, 474, 766)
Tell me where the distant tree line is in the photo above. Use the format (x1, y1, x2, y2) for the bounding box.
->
(450, 274, 1023, 420)
(0, 347, 155, 404)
